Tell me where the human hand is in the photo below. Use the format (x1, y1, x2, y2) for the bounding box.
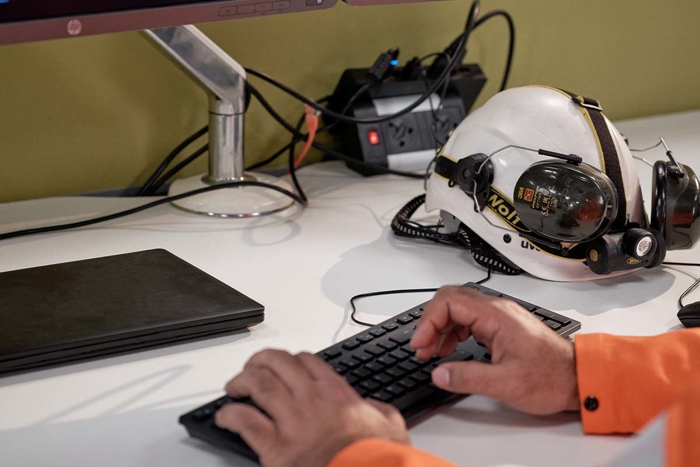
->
(411, 286, 579, 415)
(215, 349, 409, 467)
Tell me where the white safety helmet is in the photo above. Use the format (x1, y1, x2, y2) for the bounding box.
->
(425, 86, 650, 281)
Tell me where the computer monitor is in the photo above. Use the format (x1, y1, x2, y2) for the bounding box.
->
(0, 0, 337, 45)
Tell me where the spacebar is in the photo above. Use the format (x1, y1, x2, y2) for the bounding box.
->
(393, 386, 442, 413)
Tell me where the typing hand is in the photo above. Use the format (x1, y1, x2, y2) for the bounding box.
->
(215, 349, 409, 467)
(411, 286, 579, 415)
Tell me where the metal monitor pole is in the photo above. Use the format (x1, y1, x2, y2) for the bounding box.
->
(145, 25, 293, 217)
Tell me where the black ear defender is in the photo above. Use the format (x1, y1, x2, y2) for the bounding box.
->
(513, 161, 618, 243)
(651, 158, 700, 250)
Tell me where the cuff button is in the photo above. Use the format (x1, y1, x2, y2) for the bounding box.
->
(584, 396, 599, 412)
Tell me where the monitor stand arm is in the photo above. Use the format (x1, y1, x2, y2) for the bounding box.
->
(144, 25, 293, 217)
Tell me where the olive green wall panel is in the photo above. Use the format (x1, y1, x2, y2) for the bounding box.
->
(0, 0, 698, 202)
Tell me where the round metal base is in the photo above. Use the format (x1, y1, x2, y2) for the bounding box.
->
(168, 172, 295, 218)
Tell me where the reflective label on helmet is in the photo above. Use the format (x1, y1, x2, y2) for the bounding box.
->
(486, 186, 531, 233)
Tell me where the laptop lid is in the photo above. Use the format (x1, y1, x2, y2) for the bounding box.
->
(0, 249, 264, 373)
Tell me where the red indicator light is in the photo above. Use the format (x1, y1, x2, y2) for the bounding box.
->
(368, 130, 380, 145)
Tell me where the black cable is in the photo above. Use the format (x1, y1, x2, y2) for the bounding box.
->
(137, 125, 208, 196)
(242, 1, 479, 126)
(0, 181, 306, 242)
(419, 52, 441, 63)
(350, 288, 440, 327)
(349, 268, 492, 327)
(248, 84, 425, 179)
(147, 144, 208, 195)
(245, 62, 457, 125)
(476, 268, 492, 284)
(245, 142, 294, 171)
(288, 113, 309, 203)
(321, 82, 372, 135)
(662, 261, 700, 309)
(473, 10, 515, 92)
(663, 262, 700, 268)
(678, 278, 700, 309)
(285, 81, 370, 186)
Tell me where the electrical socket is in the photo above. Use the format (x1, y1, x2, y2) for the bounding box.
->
(432, 107, 462, 145)
(381, 114, 423, 154)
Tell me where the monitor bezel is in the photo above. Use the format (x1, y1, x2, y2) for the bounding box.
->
(0, 0, 336, 46)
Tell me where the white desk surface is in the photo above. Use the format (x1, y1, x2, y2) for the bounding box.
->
(1, 110, 699, 467)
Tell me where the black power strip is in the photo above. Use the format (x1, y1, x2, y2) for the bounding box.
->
(327, 64, 487, 176)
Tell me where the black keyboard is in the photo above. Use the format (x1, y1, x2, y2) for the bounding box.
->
(179, 283, 581, 461)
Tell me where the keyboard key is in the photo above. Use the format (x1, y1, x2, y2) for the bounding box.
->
(410, 371, 430, 383)
(535, 309, 571, 325)
(360, 380, 381, 391)
(373, 373, 393, 385)
(360, 379, 382, 392)
(386, 367, 406, 379)
(357, 333, 374, 344)
(435, 349, 474, 365)
(364, 362, 384, 373)
(382, 322, 399, 332)
(214, 397, 233, 409)
(357, 387, 369, 397)
(339, 358, 360, 369)
(397, 378, 418, 390)
(364, 345, 386, 357)
(369, 328, 386, 337)
(384, 384, 406, 397)
(377, 355, 398, 367)
(397, 316, 413, 325)
(409, 357, 430, 367)
(401, 345, 416, 356)
(409, 309, 423, 319)
(342, 340, 360, 351)
(398, 361, 418, 372)
(378, 341, 398, 351)
(332, 364, 347, 375)
(392, 386, 437, 412)
(544, 319, 562, 330)
(351, 368, 371, 379)
(389, 349, 410, 362)
(370, 391, 393, 403)
(389, 334, 411, 345)
(323, 349, 342, 360)
(354, 352, 374, 363)
(346, 375, 359, 386)
(192, 408, 213, 421)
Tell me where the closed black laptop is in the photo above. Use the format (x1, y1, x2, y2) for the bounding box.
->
(0, 249, 264, 375)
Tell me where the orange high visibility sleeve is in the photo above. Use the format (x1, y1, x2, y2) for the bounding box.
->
(574, 329, 700, 435)
(666, 374, 700, 467)
(327, 438, 458, 467)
